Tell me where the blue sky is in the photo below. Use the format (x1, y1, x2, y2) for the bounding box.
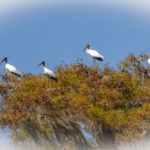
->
(0, 1, 150, 74)
(1, 1, 150, 149)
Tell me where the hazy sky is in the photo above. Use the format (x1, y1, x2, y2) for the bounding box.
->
(0, 0, 150, 75)
(1, 0, 150, 16)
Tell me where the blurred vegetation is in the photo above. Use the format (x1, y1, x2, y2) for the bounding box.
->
(1, 53, 150, 150)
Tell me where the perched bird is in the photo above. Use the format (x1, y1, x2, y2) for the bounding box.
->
(38, 61, 58, 81)
(147, 58, 150, 75)
(147, 58, 150, 66)
(0, 57, 21, 77)
(83, 44, 104, 64)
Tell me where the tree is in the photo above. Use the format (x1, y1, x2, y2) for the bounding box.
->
(1, 53, 150, 150)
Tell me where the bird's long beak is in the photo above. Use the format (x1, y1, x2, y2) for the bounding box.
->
(83, 46, 87, 51)
(38, 63, 42, 67)
(83, 44, 90, 51)
(83, 48, 86, 51)
(0, 58, 5, 64)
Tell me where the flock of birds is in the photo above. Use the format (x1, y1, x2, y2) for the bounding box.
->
(1, 44, 150, 82)
(0, 44, 104, 81)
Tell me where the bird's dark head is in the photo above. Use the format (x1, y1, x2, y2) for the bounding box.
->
(83, 44, 90, 51)
(38, 61, 45, 67)
(0, 57, 7, 64)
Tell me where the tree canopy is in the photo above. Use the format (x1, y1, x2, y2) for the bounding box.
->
(0, 53, 150, 150)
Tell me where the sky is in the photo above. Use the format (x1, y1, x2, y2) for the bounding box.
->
(1, 0, 150, 149)
(0, 0, 150, 74)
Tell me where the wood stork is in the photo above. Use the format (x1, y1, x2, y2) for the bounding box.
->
(0, 57, 21, 77)
(147, 58, 150, 66)
(147, 58, 150, 75)
(38, 61, 58, 81)
(83, 44, 104, 65)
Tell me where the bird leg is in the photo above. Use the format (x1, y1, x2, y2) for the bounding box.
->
(148, 67, 150, 76)
(93, 58, 96, 66)
(49, 79, 52, 89)
(46, 79, 51, 89)
(147, 65, 150, 76)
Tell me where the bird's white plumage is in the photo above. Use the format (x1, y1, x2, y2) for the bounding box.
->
(86, 49, 104, 60)
(43, 66, 57, 79)
(147, 59, 150, 65)
(5, 63, 21, 76)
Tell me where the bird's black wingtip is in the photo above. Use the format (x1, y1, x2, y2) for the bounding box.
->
(53, 77, 58, 82)
(94, 57, 104, 61)
(46, 75, 58, 82)
(11, 72, 22, 78)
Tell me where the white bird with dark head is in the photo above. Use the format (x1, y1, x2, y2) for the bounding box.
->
(83, 44, 104, 63)
(0, 57, 21, 77)
(147, 57, 150, 75)
(38, 61, 58, 81)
